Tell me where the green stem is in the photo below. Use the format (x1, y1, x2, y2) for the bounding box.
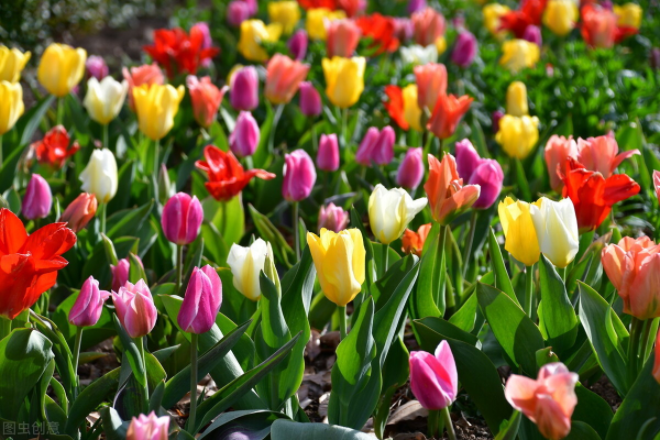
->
(428, 409, 440, 439)
(638, 319, 652, 368)
(311, 121, 318, 155)
(0, 135, 3, 168)
(135, 337, 150, 413)
(341, 107, 349, 148)
(269, 104, 285, 153)
(292, 202, 300, 261)
(338, 305, 347, 340)
(176, 244, 184, 293)
(189, 333, 199, 431)
(153, 139, 160, 178)
(57, 98, 64, 125)
(72, 327, 84, 398)
(102, 124, 109, 150)
(438, 138, 445, 157)
(382, 243, 389, 273)
(0, 317, 11, 340)
(99, 202, 106, 235)
(462, 210, 478, 277)
(525, 264, 535, 318)
(628, 317, 642, 387)
(441, 406, 456, 440)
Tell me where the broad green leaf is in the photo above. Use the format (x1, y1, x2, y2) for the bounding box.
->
(271, 420, 376, 440)
(573, 384, 613, 439)
(494, 411, 521, 440)
(566, 421, 602, 440)
(200, 409, 288, 440)
(410, 222, 444, 319)
(248, 204, 295, 267)
(487, 228, 520, 306)
(107, 199, 155, 239)
(65, 368, 120, 436)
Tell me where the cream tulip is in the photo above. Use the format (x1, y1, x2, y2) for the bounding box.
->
(530, 197, 579, 268)
(227, 238, 273, 301)
(83, 77, 129, 125)
(368, 184, 428, 245)
(79, 148, 118, 204)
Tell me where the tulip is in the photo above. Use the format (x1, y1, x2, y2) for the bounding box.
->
(227, 239, 272, 301)
(318, 203, 349, 233)
(614, 3, 642, 29)
(127, 412, 170, 441)
(288, 29, 309, 60)
(529, 197, 579, 268)
(498, 197, 540, 266)
(356, 126, 395, 166)
(505, 363, 578, 440)
(495, 114, 540, 159)
(414, 63, 447, 111)
(354, 13, 400, 55)
(178, 265, 223, 334)
(454, 139, 482, 181)
(37, 43, 87, 97)
(427, 94, 473, 139)
(483, 4, 511, 39)
(69, 276, 110, 327)
(192, 22, 213, 53)
(337, 0, 366, 17)
(394, 18, 415, 43)
(187, 75, 227, 128)
(326, 19, 361, 58)
(654, 170, 660, 203)
(265, 54, 310, 105)
(32, 125, 80, 169)
(306, 228, 366, 306)
(299, 81, 322, 117)
(79, 148, 118, 204)
(122, 64, 165, 111)
(83, 76, 129, 125)
(368, 184, 428, 244)
(400, 44, 438, 65)
(0, 46, 31, 83)
(455, 139, 504, 210)
(227, 0, 253, 27)
(22, 174, 52, 220)
(85, 55, 108, 81)
(544, 0, 578, 36)
(409, 341, 458, 410)
(230, 111, 260, 157)
(575, 133, 639, 178)
(306, 8, 346, 40)
(522, 25, 543, 46)
(0, 81, 24, 135)
(425, 154, 480, 225)
(397, 147, 424, 189)
(602, 236, 660, 319)
(498, 0, 546, 38)
(111, 256, 144, 292)
(506, 81, 528, 117)
(492, 110, 504, 133)
(161, 193, 204, 246)
(60, 193, 97, 233)
(322, 56, 365, 108)
(317, 134, 340, 171)
(451, 31, 478, 67)
(408, 0, 427, 14)
(544, 135, 578, 192)
(143, 27, 219, 78)
(229, 66, 259, 111)
(580, 5, 622, 49)
(133, 83, 186, 141)
(268, 1, 301, 35)
(402, 223, 432, 256)
(402, 84, 423, 131)
(238, 20, 283, 62)
(111, 279, 157, 338)
(500, 39, 540, 73)
(283, 149, 317, 201)
(411, 7, 445, 47)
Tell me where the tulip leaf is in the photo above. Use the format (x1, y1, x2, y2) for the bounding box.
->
(477, 283, 545, 375)
(0, 144, 26, 194)
(565, 421, 602, 440)
(128, 252, 147, 285)
(487, 228, 520, 306)
(374, 337, 409, 439)
(65, 368, 121, 436)
(83, 236, 140, 288)
(449, 289, 479, 333)
(112, 314, 147, 387)
(248, 204, 295, 268)
(494, 410, 521, 440)
(205, 195, 245, 249)
(200, 409, 289, 440)
(271, 420, 376, 440)
(572, 384, 614, 439)
(18, 94, 56, 146)
(410, 222, 445, 319)
(100, 406, 128, 440)
(108, 160, 137, 213)
(107, 199, 155, 240)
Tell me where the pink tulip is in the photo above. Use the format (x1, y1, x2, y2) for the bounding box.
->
(393, 18, 414, 42)
(283, 149, 316, 201)
(69, 276, 110, 327)
(161, 193, 204, 246)
(414, 63, 447, 111)
(317, 134, 340, 171)
(522, 25, 542, 46)
(288, 30, 309, 61)
(230, 66, 259, 111)
(544, 135, 578, 192)
(86, 55, 108, 80)
(299, 81, 322, 117)
(226, 0, 252, 27)
(60, 193, 98, 233)
(112, 279, 157, 339)
(265, 54, 310, 105)
(451, 31, 477, 68)
(22, 174, 52, 220)
(505, 363, 578, 440)
(576, 133, 640, 178)
(409, 341, 458, 410)
(455, 139, 503, 209)
(178, 265, 222, 334)
(230, 111, 260, 157)
(492, 110, 504, 133)
(110, 256, 143, 293)
(396, 147, 424, 189)
(122, 64, 165, 110)
(127, 412, 170, 440)
(355, 126, 395, 166)
(318, 203, 349, 232)
(653, 170, 660, 203)
(326, 19, 362, 58)
(408, 0, 427, 15)
(411, 7, 445, 47)
(186, 75, 227, 128)
(455, 139, 482, 181)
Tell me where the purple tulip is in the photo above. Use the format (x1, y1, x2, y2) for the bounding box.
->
(230, 66, 259, 111)
(111, 280, 157, 339)
(356, 126, 395, 166)
(230, 111, 260, 157)
(22, 174, 52, 220)
(522, 25, 542, 47)
(299, 81, 322, 117)
(317, 134, 340, 171)
(86, 55, 108, 81)
(409, 341, 458, 410)
(178, 265, 222, 334)
(396, 147, 424, 189)
(111, 256, 143, 292)
(492, 110, 504, 133)
(469, 159, 504, 209)
(455, 139, 482, 180)
(226, 0, 252, 27)
(651, 48, 660, 69)
(318, 203, 349, 233)
(283, 149, 316, 201)
(451, 31, 477, 68)
(288, 30, 309, 61)
(69, 276, 110, 327)
(161, 193, 204, 245)
(407, 0, 427, 15)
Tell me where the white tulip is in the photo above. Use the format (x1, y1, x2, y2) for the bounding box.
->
(400, 44, 438, 66)
(368, 184, 428, 245)
(83, 76, 128, 125)
(227, 238, 273, 301)
(79, 148, 118, 203)
(530, 197, 579, 268)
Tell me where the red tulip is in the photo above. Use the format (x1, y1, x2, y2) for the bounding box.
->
(143, 27, 220, 78)
(426, 94, 473, 139)
(355, 14, 400, 54)
(383, 85, 408, 130)
(580, 4, 637, 48)
(31, 125, 80, 169)
(424, 154, 480, 225)
(499, 0, 547, 38)
(337, 0, 365, 17)
(297, 0, 338, 9)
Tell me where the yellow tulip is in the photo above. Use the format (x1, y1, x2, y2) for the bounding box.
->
(500, 39, 540, 73)
(307, 228, 366, 306)
(435, 36, 447, 55)
(368, 184, 428, 244)
(495, 114, 540, 159)
(543, 0, 578, 37)
(37, 43, 87, 97)
(498, 197, 540, 266)
(268, 1, 301, 35)
(483, 4, 511, 39)
(506, 81, 528, 117)
(0, 46, 31, 83)
(83, 77, 129, 125)
(614, 3, 642, 29)
(322, 56, 365, 108)
(402, 84, 423, 131)
(306, 8, 346, 40)
(238, 20, 283, 62)
(0, 81, 24, 135)
(133, 84, 185, 141)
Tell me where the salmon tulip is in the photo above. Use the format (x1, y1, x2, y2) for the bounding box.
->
(326, 19, 361, 58)
(544, 135, 577, 192)
(414, 63, 447, 111)
(575, 133, 640, 178)
(265, 54, 310, 105)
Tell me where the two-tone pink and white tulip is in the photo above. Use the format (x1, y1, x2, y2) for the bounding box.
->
(111, 279, 157, 338)
(177, 265, 222, 334)
(69, 276, 110, 327)
(161, 193, 204, 246)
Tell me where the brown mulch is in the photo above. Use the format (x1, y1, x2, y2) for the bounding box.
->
(587, 375, 623, 413)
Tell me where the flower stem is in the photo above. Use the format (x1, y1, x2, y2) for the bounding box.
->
(103, 124, 109, 150)
(525, 264, 535, 318)
(341, 107, 349, 148)
(176, 244, 184, 293)
(99, 202, 106, 235)
(428, 409, 439, 439)
(57, 98, 64, 125)
(462, 210, 478, 277)
(269, 104, 285, 153)
(338, 305, 347, 340)
(153, 139, 160, 178)
(311, 120, 318, 155)
(638, 319, 652, 369)
(628, 317, 642, 387)
(189, 333, 199, 431)
(0, 317, 11, 341)
(72, 327, 84, 399)
(292, 201, 300, 261)
(382, 243, 389, 273)
(441, 406, 456, 440)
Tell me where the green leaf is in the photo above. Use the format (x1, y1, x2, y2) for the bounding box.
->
(112, 314, 146, 386)
(572, 384, 613, 439)
(248, 204, 295, 267)
(66, 368, 120, 436)
(200, 409, 288, 440)
(487, 228, 520, 306)
(565, 421, 602, 440)
(107, 199, 155, 240)
(100, 406, 128, 440)
(271, 420, 376, 440)
(410, 222, 444, 319)
(494, 411, 521, 440)
(449, 290, 478, 332)
(203, 195, 245, 248)
(128, 252, 148, 284)
(19, 95, 56, 146)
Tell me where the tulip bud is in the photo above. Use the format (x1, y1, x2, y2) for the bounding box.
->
(111, 279, 157, 338)
(161, 193, 203, 246)
(265, 54, 310, 105)
(530, 197, 579, 268)
(227, 0, 253, 27)
(492, 110, 504, 133)
(522, 25, 543, 46)
(299, 81, 322, 117)
(543, 0, 578, 36)
(318, 203, 349, 233)
(22, 174, 52, 220)
(455, 139, 482, 180)
(85, 55, 108, 81)
(396, 147, 424, 189)
(317, 134, 340, 171)
(288, 30, 309, 60)
(69, 276, 110, 327)
(409, 341, 458, 410)
(80, 148, 118, 204)
(283, 149, 317, 201)
(111, 255, 144, 292)
(263, 249, 281, 294)
(268, 1, 301, 35)
(60, 192, 98, 232)
(495, 115, 540, 160)
(368, 184, 428, 244)
(227, 239, 272, 301)
(402, 223, 432, 256)
(230, 66, 259, 111)
(506, 81, 528, 117)
(544, 135, 577, 191)
(400, 44, 438, 65)
(122, 64, 164, 111)
(427, 94, 473, 140)
(356, 126, 395, 166)
(469, 160, 504, 209)
(451, 31, 477, 68)
(230, 111, 260, 157)
(425, 154, 480, 225)
(394, 18, 415, 42)
(186, 75, 227, 128)
(326, 19, 362, 58)
(178, 265, 222, 334)
(37, 43, 87, 97)
(498, 197, 540, 266)
(414, 63, 447, 111)
(83, 76, 129, 125)
(500, 39, 540, 73)
(158, 165, 173, 204)
(0, 80, 24, 135)
(238, 19, 283, 62)
(411, 7, 445, 47)
(127, 412, 170, 441)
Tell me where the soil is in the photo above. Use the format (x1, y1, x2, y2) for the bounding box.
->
(587, 375, 623, 413)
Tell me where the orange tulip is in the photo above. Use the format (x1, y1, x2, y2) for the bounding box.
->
(575, 133, 640, 178)
(424, 153, 480, 225)
(265, 53, 310, 105)
(544, 135, 577, 192)
(402, 223, 432, 256)
(411, 7, 445, 47)
(426, 94, 473, 139)
(414, 63, 447, 111)
(580, 4, 637, 48)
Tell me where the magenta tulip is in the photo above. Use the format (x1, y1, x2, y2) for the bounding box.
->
(523, 25, 542, 46)
(111, 279, 157, 339)
(455, 139, 482, 180)
(86, 55, 108, 80)
(318, 203, 349, 232)
(356, 126, 395, 166)
(127, 412, 170, 440)
(283, 149, 316, 201)
(288, 30, 309, 61)
(409, 341, 458, 410)
(299, 81, 322, 117)
(22, 174, 52, 220)
(161, 193, 203, 246)
(396, 147, 424, 189)
(178, 265, 222, 334)
(408, 0, 427, 14)
(455, 139, 503, 209)
(356, 127, 380, 166)
(317, 134, 340, 171)
(226, 0, 252, 27)
(230, 111, 260, 157)
(230, 66, 259, 111)
(111, 256, 143, 292)
(492, 110, 504, 133)
(69, 276, 110, 327)
(451, 31, 477, 67)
